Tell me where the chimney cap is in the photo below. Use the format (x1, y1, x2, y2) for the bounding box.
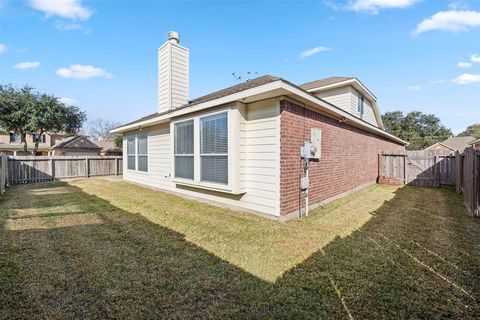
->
(168, 31, 180, 44)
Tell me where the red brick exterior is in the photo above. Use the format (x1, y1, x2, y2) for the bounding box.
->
(280, 99, 405, 216)
(378, 175, 404, 186)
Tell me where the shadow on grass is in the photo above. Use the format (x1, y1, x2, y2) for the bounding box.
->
(0, 182, 479, 319)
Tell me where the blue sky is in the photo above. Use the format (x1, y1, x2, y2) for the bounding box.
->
(0, 0, 479, 134)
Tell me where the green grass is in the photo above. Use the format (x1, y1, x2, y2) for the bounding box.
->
(1, 178, 479, 319)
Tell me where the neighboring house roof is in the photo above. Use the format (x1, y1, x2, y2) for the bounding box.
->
(469, 137, 480, 145)
(300, 77, 354, 91)
(52, 135, 101, 150)
(426, 136, 475, 152)
(111, 75, 407, 145)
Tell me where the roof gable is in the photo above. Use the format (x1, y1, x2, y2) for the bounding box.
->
(53, 135, 101, 150)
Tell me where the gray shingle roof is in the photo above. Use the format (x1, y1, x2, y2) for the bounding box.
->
(118, 75, 281, 129)
(440, 136, 475, 151)
(300, 77, 354, 91)
(52, 135, 101, 150)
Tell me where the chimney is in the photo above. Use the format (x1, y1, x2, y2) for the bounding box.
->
(158, 31, 189, 113)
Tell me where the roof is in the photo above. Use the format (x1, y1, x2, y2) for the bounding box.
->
(427, 136, 476, 152)
(469, 137, 480, 145)
(119, 75, 281, 128)
(112, 75, 407, 145)
(300, 77, 354, 91)
(52, 135, 101, 150)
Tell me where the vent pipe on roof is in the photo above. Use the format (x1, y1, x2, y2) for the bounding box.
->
(158, 31, 189, 113)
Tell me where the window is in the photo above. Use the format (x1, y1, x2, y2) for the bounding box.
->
(127, 135, 136, 170)
(357, 92, 364, 115)
(174, 120, 194, 180)
(200, 113, 228, 184)
(32, 134, 46, 143)
(137, 132, 148, 172)
(9, 133, 21, 143)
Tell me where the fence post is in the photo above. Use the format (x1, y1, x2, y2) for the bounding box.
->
(50, 158, 55, 181)
(115, 157, 118, 175)
(85, 158, 90, 178)
(403, 154, 407, 184)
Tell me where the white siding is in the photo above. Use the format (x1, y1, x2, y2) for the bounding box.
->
(123, 100, 281, 217)
(157, 42, 189, 113)
(315, 86, 380, 128)
(350, 88, 378, 126)
(314, 86, 351, 114)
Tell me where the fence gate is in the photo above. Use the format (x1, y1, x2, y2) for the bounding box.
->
(380, 150, 455, 188)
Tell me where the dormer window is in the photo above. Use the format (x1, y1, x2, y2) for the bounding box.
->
(357, 92, 364, 115)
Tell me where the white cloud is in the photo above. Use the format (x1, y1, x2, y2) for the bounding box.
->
(448, 1, 469, 10)
(414, 10, 480, 34)
(54, 21, 83, 31)
(13, 61, 40, 70)
(408, 85, 421, 91)
(452, 73, 480, 84)
(56, 64, 112, 79)
(299, 46, 332, 59)
(0, 43, 7, 54)
(457, 61, 472, 68)
(28, 0, 92, 20)
(347, 0, 419, 14)
(471, 54, 480, 63)
(58, 97, 78, 105)
(430, 79, 446, 84)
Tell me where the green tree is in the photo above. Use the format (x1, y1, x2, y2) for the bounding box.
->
(114, 135, 123, 148)
(0, 84, 86, 155)
(459, 123, 480, 139)
(382, 111, 452, 150)
(28, 93, 86, 154)
(0, 84, 36, 153)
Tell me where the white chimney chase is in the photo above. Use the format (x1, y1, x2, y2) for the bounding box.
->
(158, 31, 189, 113)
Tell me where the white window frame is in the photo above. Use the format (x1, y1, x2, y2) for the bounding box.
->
(173, 119, 195, 180)
(126, 131, 149, 173)
(137, 131, 148, 172)
(171, 107, 238, 194)
(357, 92, 364, 115)
(200, 112, 229, 185)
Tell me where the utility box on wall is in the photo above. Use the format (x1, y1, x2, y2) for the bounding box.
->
(310, 128, 321, 159)
(300, 128, 322, 160)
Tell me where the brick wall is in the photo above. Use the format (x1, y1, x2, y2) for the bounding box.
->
(280, 99, 405, 216)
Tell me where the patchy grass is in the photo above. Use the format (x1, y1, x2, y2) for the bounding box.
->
(0, 179, 479, 319)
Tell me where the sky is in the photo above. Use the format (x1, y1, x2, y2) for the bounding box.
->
(0, 0, 479, 134)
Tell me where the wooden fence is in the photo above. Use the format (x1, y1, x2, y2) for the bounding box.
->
(0, 153, 6, 194)
(379, 150, 455, 188)
(6, 156, 123, 185)
(456, 147, 479, 217)
(380, 148, 479, 217)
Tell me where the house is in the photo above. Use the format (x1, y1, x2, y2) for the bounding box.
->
(95, 136, 123, 156)
(50, 135, 102, 156)
(424, 136, 475, 154)
(111, 32, 407, 220)
(469, 137, 480, 150)
(0, 130, 70, 155)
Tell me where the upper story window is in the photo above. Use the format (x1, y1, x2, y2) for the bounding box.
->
(32, 134, 46, 143)
(174, 120, 194, 180)
(173, 111, 229, 187)
(9, 132, 21, 143)
(127, 132, 149, 172)
(200, 113, 228, 184)
(357, 92, 364, 115)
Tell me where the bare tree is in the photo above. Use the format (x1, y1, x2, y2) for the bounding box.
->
(88, 118, 121, 140)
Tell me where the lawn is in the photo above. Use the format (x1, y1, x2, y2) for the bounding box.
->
(1, 178, 479, 319)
